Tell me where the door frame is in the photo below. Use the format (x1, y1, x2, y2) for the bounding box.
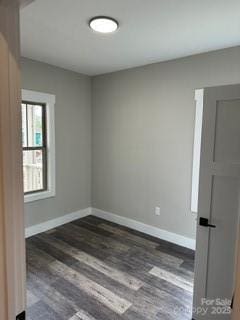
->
(0, 0, 27, 318)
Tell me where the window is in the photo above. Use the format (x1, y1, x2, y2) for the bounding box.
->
(22, 90, 56, 203)
(22, 102, 47, 194)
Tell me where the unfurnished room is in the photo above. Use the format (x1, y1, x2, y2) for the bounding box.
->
(0, 1, 240, 320)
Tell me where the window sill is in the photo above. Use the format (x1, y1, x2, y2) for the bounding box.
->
(24, 190, 55, 203)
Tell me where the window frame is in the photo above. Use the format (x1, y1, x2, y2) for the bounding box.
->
(22, 101, 47, 195)
(22, 89, 56, 203)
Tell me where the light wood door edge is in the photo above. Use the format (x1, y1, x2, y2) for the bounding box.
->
(232, 221, 240, 319)
(0, 1, 26, 319)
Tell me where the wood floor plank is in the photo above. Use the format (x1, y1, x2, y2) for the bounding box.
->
(51, 229, 111, 260)
(30, 236, 78, 266)
(26, 290, 39, 308)
(80, 215, 104, 226)
(69, 310, 97, 320)
(46, 255, 132, 314)
(99, 223, 159, 249)
(38, 233, 143, 291)
(149, 266, 193, 293)
(71, 261, 142, 302)
(69, 315, 81, 320)
(105, 245, 183, 275)
(67, 251, 191, 319)
(72, 220, 114, 237)
(70, 261, 169, 319)
(56, 223, 130, 256)
(68, 222, 130, 253)
(26, 215, 194, 320)
(75, 215, 193, 263)
(156, 307, 192, 320)
(52, 278, 124, 320)
(28, 241, 132, 315)
(126, 246, 184, 269)
(104, 253, 153, 275)
(180, 259, 195, 272)
(27, 245, 60, 285)
(27, 300, 64, 320)
(76, 220, 160, 252)
(104, 255, 193, 306)
(122, 309, 148, 320)
(156, 241, 195, 261)
(27, 271, 78, 319)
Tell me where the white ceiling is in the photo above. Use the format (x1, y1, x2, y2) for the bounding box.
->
(20, 0, 240, 76)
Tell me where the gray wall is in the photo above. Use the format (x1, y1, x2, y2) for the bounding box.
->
(92, 46, 240, 240)
(22, 58, 91, 228)
(22, 46, 240, 239)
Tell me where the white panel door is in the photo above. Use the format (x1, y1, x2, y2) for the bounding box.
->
(193, 84, 240, 320)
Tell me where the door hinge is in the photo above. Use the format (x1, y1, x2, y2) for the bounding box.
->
(16, 311, 25, 320)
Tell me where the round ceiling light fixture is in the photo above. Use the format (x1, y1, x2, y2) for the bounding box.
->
(89, 16, 119, 34)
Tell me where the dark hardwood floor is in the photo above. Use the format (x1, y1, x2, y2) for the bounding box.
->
(26, 215, 195, 320)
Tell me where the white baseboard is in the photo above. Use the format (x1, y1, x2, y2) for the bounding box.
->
(25, 207, 92, 238)
(92, 208, 196, 250)
(25, 206, 196, 250)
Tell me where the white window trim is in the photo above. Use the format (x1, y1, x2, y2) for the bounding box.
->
(22, 89, 56, 203)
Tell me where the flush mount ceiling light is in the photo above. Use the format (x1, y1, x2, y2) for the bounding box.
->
(89, 16, 119, 34)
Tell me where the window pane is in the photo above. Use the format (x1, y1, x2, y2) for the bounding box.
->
(23, 150, 44, 193)
(27, 104, 44, 147)
(21, 103, 27, 147)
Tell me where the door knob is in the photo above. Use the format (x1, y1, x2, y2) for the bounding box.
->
(199, 217, 216, 228)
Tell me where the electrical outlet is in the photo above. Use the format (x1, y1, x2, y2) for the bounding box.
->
(155, 207, 161, 216)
